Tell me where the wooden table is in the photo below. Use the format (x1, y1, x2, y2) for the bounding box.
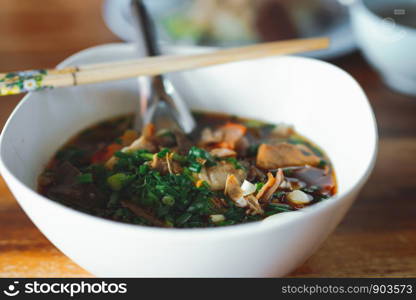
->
(0, 0, 415, 278)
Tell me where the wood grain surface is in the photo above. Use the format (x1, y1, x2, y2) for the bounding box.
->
(0, 0, 415, 278)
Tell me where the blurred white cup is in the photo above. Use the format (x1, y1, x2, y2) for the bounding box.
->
(347, 0, 416, 96)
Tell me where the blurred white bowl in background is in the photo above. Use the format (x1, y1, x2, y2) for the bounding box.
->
(103, 0, 356, 60)
(349, 0, 416, 96)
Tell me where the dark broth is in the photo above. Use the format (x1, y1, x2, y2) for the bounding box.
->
(38, 112, 337, 228)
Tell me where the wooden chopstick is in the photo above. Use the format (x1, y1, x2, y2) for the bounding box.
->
(0, 37, 329, 96)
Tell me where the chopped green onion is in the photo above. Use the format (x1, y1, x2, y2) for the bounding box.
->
(318, 159, 327, 168)
(137, 152, 154, 161)
(107, 173, 132, 191)
(157, 148, 170, 158)
(274, 191, 286, 198)
(172, 152, 186, 163)
(138, 164, 149, 175)
(76, 173, 93, 184)
(162, 195, 175, 206)
(107, 192, 119, 208)
(255, 182, 264, 192)
(268, 203, 293, 212)
(176, 213, 192, 225)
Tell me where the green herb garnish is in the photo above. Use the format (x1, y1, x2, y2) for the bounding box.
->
(255, 182, 264, 192)
(267, 203, 293, 213)
(76, 173, 93, 184)
(224, 157, 246, 170)
(157, 148, 170, 158)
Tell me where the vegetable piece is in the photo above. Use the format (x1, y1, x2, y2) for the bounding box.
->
(157, 148, 170, 158)
(162, 195, 175, 206)
(256, 143, 320, 169)
(235, 197, 248, 208)
(287, 190, 313, 205)
(224, 174, 244, 204)
(255, 182, 264, 192)
(244, 119, 270, 128)
(176, 213, 192, 225)
(256, 172, 275, 200)
(195, 180, 204, 188)
(210, 214, 226, 223)
(186, 146, 217, 173)
(76, 173, 93, 184)
(107, 173, 131, 191)
(267, 203, 294, 213)
(188, 146, 215, 163)
(241, 180, 256, 196)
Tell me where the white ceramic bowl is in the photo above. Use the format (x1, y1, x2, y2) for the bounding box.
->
(0, 44, 377, 277)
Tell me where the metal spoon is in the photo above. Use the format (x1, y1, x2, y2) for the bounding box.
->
(130, 0, 196, 134)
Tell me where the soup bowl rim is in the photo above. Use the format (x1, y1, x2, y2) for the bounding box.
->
(0, 43, 378, 239)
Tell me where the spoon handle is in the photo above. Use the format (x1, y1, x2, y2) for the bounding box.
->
(130, 0, 196, 134)
(131, 0, 160, 57)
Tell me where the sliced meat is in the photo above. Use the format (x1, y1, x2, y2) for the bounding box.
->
(256, 143, 320, 170)
(200, 128, 223, 146)
(199, 123, 247, 150)
(220, 123, 247, 150)
(197, 161, 246, 191)
(47, 162, 106, 209)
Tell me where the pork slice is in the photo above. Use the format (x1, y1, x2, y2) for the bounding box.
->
(256, 143, 320, 170)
